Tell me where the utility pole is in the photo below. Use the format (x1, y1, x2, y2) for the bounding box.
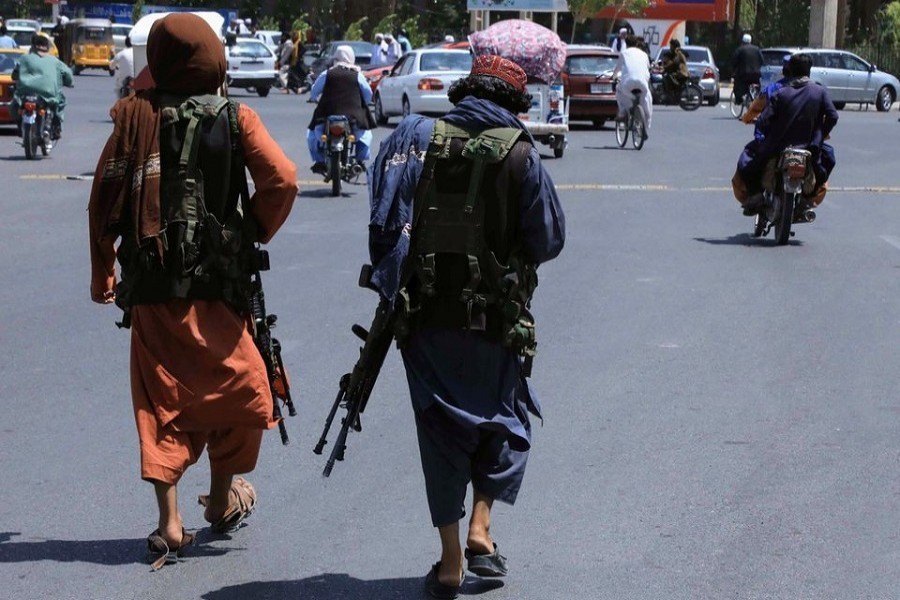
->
(809, 0, 839, 48)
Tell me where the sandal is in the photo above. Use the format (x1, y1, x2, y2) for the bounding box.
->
(465, 543, 508, 577)
(147, 528, 196, 571)
(197, 476, 257, 534)
(424, 562, 464, 599)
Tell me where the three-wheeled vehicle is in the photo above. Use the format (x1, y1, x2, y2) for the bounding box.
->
(59, 18, 114, 75)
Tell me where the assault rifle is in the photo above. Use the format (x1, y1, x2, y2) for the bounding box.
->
(314, 264, 395, 476)
(249, 248, 296, 445)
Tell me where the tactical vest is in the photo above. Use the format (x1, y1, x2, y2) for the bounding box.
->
(115, 94, 255, 315)
(396, 120, 540, 374)
(309, 66, 375, 129)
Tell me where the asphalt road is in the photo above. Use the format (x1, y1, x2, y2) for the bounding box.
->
(1, 72, 900, 600)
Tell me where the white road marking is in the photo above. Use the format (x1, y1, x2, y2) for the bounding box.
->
(879, 235, 900, 251)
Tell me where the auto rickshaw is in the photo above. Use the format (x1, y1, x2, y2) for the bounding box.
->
(59, 18, 114, 75)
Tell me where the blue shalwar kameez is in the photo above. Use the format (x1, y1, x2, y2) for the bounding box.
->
(367, 97, 565, 527)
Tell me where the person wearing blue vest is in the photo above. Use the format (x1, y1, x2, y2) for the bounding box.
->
(367, 55, 565, 599)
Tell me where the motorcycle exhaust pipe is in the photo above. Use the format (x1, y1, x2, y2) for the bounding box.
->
(798, 209, 816, 223)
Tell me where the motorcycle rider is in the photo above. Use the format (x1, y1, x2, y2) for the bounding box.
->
(11, 34, 73, 140)
(307, 44, 374, 175)
(613, 34, 652, 135)
(660, 38, 689, 99)
(733, 53, 839, 215)
(112, 35, 134, 99)
(730, 33, 764, 106)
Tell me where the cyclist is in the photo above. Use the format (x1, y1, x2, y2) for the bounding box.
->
(730, 33, 764, 107)
(613, 34, 652, 135)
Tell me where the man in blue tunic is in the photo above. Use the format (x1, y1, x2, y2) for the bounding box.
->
(367, 55, 565, 599)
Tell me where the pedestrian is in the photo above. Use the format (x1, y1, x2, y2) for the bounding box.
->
(0, 25, 17, 49)
(397, 28, 412, 53)
(87, 12, 297, 570)
(370, 32, 387, 67)
(611, 27, 628, 53)
(367, 54, 565, 599)
(277, 30, 294, 91)
(384, 32, 402, 61)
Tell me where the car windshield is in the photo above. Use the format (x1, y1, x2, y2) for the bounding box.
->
(682, 47, 711, 63)
(113, 25, 132, 36)
(231, 42, 271, 58)
(334, 41, 371, 58)
(77, 27, 110, 42)
(420, 52, 472, 72)
(567, 55, 617, 75)
(761, 50, 789, 67)
(0, 51, 20, 75)
(10, 30, 33, 46)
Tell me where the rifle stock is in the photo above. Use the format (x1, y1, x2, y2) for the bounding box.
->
(315, 265, 395, 476)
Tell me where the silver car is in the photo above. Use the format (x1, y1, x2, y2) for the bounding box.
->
(655, 45, 721, 106)
(761, 47, 900, 112)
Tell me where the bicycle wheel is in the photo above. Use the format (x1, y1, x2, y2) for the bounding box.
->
(729, 90, 744, 118)
(630, 108, 645, 150)
(615, 115, 628, 148)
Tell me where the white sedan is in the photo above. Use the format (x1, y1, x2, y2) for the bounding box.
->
(225, 38, 278, 97)
(373, 49, 472, 124)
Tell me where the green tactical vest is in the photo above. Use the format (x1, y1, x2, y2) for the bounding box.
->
(396, 120, 540, 374)
(115, 94, 256, 315)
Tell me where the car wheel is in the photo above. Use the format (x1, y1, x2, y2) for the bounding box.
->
(591, 118, 606, 129)
(374, 94, 388, 125)
(73, 66, 82, 76)
(256, 86, 270, 97)
(833, 102, 846, 110)
(707, 88, 720, 106)
(876, 85, 894, 112)
(402, 96, 411, 119)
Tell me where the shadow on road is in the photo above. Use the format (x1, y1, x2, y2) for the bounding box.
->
(0, 531, 229, 566)
(693, 233, 805, 246)
(202, 574, 503, 600)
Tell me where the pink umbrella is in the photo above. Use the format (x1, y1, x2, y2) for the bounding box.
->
(468, 19, 567, 84)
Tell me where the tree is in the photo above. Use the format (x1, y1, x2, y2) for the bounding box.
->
(566, 0, 650, 43)
(878, 0, 900, 44)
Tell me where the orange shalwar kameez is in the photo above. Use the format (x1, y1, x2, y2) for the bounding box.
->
(89, 104, 298, 484)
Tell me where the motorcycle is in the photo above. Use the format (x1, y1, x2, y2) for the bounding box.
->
(322, 115, 364, 196)
(650, 66, 703, 111)
(752, 147, 817, 245)
(19, 94, 56, 160)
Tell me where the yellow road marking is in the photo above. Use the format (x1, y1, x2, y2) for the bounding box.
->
(18, 175, 900, 195)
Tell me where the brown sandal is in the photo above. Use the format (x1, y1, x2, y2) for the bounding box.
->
(147, 528, 196, 571)
(197, 476, 257, 534)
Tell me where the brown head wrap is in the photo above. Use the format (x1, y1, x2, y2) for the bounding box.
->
(148, 13, 225, 95)
(470, 55, 527, 92)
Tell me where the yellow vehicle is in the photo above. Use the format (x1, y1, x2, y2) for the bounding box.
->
(7, 27, 59, 57)
(59, 18, 114, 75)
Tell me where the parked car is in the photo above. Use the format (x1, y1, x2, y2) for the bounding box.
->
(225, 38, 278, 97)
(6, 19, 41, 32)
(253, 30, 281, 52)
(112, 23, 133, 52)
(373, 48, 472, 124)
(654, 44, 720, 106)
(0, 48, 25, 126)
(563, 44, 619, 128)
(760, 47, 900, 111)
(308, 40, 372, 82)
(7, 27, 59, 57)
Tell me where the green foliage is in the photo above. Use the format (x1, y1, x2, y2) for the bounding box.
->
(401, 17, 427, 48)
(373, 13, 398, 38)
(132, 0, 145, 25)
(566, 0, 650, 42)
(258, 16, 279, 32)
(879, 1, 900, 46)
(344, 16, 368, 41)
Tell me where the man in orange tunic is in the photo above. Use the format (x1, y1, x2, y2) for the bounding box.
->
(87, 13, 297, 568)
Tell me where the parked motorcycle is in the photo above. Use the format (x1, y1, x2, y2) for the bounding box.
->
(322, 115, 364, 196)
(650, 67, 703, 111)
(752, 147, 817, 245)
(19, 94, 56, 160)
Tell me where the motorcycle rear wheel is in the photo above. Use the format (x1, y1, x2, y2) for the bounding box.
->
(329, 151, 341, 197)
(729, 90, 744, 118)
(680, 84, 703, 111)
(774, 190, 794, 245)
(23, 122, 37, 160)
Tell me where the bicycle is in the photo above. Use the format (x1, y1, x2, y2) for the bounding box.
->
(615, 89, 647, 150)
(730, 81, 760, 118)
